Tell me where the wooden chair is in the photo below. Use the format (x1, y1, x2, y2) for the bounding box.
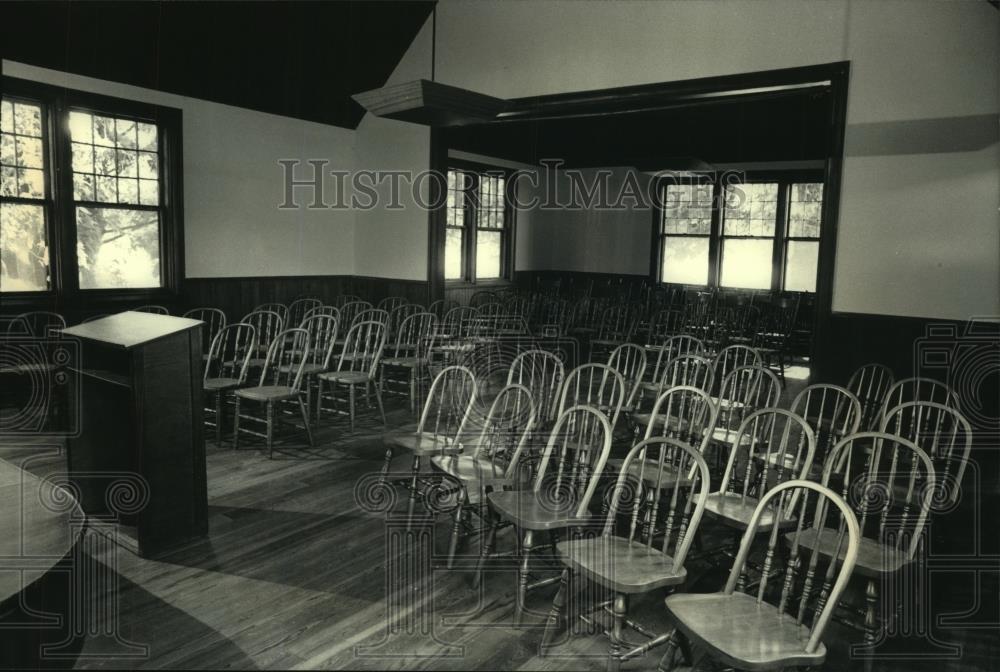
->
(383, 365, 478, 520)
(507, 349, 565, 427)
(303, 304, 340, 321)
(846, 363, 895, 430)
(317, 319, 387, 432)
(879, 376, 959, 418)
(802, 432, 935, 652)
(634, 354, 714, 427)
(470, 290, 500, 308)
(352, 307, 389, 328)
(183, 307, 227, 361)
(710, 344, 763, 393)
(380, 311, 437, 414)
(297, 313, 339, 420)
(662, 480, 860, 671)
(645, 308, 685, 347)
(331, 294, 363, 309)
(880, 401, 971, 507)
(483, 405, 613, 625)
(386, 303, 421, 339)
(788, 383, 862, 475)
(288, 297, 322, 326)
(252, 302, 289, 324)
(590, 304, 639, 363)
(377, 296, 408, 313)
(241, 309, 284, 369)
(338, 300, 372, 331)
(428, 298, 459, 322)
(431, 383, 537, 568)
(542, 437, 711, 671)
(534, 297, 572, 337)
(134, 305, 169, 315)
(558, 363, 627, 429)
(233, 327, 313, 457)
(643, 334, 705, 390)
(433, 306, 480, 366)
(607, 343, 647, 415)
(710, 365, 781, 450)
(203, 322, 255, 445)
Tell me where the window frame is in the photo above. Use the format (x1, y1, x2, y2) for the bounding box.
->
(443, 158, 515, 286)
(1, 76, 184, 310)
(651, 169, 823, 293)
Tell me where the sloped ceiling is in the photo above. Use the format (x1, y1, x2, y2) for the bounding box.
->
(1, 1, 435, 129)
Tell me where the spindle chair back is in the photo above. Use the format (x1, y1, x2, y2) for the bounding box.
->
(880, 376, 959, 418)
(607, 343, 647, 410)
(428, 298, 459, 321)
(377, 296, 408, 313)
(352, 307, 389, 329)
(331, 294, 362, 309)
(507, 349, 565, 425)
(663, 480, 859, 670)
(303, 305, 340, 321)
(288, 297, 322, 326)
(241, 309, 285, 364)
(646, 334, 706, 386)
(642, 385, 720, 451)
(646, 308, 684, 346)
(202, 322, 256, 445)
(339, 300, 372, 329)
(790, 383, 863, 470)
(252, 302, 288, 324)
(880, 401, 971, 506)
(470, 290, 500, 308)
(846, 363, 894, 429)
(184, 307, 226, 357)
(711, 344, 763, 393)
(557, 363, 627, 427)
(134, 304, 169, 315)
(299, 314, 339, 372)
(711, 365, 782, 448)
(387, 303, 421, 338)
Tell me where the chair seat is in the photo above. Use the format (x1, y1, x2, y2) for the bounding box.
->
(709, 396, 746, 411)
(319, 370, 369, 384)
(382, 356, 423, 368)
(487, 490, 590, 531)
(790, 526, 910, 577)
(430, 455, 512, 504)
(558, 536, 686, 593)
(704, 492, 796, 531)
(389, 431, 463, 456)
(665, 591, 825, 671)
(204, 376, 241, 392)
(236, 385, 298, 402)
(605, 457, 691, 488)
(710, 426, 754, 445)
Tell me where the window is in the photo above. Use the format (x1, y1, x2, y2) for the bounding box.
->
(70, 110, 162, 288)
(0, 77, 182, 301)
(1, 99, 50, 291)
(659, 182, 712, 285)
(654, 173, 824, 293)
(720, 182, 778, 290)
(444, 163, 513, 282)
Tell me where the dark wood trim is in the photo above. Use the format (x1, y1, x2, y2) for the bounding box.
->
(427, 127, 447, 303)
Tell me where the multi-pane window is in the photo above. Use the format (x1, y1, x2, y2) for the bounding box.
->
(720, 182, 778, 290)
(658, 182, 713, 285)
(1, 78, 179, 300)
(784, 183, 822, 292)
(444, 165, 512, 282)
(1, 98, 50, 291)
(656, 176, 823, 292)
(70, 111, 162, 289)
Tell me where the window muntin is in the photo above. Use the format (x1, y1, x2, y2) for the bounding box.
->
(659, 183, 713, 285)
(445, 166, 511, 282)
(1, 98, 49, 291)
(783, 182, 823, 292)
(70, 110, 163, 289)
(721, 182, 778, 289)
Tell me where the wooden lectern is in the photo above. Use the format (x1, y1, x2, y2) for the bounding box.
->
(62, 311, 207, 557)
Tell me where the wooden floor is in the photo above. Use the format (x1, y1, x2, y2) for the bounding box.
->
(2, 369, 996, 671)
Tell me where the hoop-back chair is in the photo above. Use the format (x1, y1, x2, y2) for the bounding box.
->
(607, 343, 647, 414)
(557, 363, 627, 431)
(252, 302, 288, 324)
(431, 383, 536, 568)
(241, 309, 284, 369)
(789, 383, 862, 475)
(377, 296, 408, 313)
(297, 314, 339, 418)
(483, 405, 614, 625)
(183, 307, 227, 361)
(507, 349, 565, 427)
(542, 437, 711, 671)
(233, 327, 313, 456)
(847, 363, 895, 430)
(879, 376, 959, 419)
(135, 305, 169, 315)
(203, 322, 255, 445)
(288, 297, 322, 326)
(662, 480, 860, 671)
(317, 319, 387, 432)
(634, 354, 714, 428)
(380, 311, 438, 414)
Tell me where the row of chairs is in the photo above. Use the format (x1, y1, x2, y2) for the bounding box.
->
(374, 349, 970, 671)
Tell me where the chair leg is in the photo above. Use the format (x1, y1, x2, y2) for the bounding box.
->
(406, 454, 421, 524)
(446, 487, 467, 569)
(655, 630, 682, 672)
(348, 384, 356, 433)
(315, 377, 324, 424)
(266, 401, 275, 458)
(864, 577, 879, 649)
(374, 381, 387, 428)
(541, 568, 570, 650)
(215, 390, 223, 446)
(515, 529, 534, 626)
(608, 593, 626, 672)
(474, 517, 498, 589)
(380, 446, 394, 486)
(233, 395, 242, 450)
(298, 396, 314, 447)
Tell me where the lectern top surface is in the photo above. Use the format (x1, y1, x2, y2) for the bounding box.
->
(61, 311, 202, 349)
